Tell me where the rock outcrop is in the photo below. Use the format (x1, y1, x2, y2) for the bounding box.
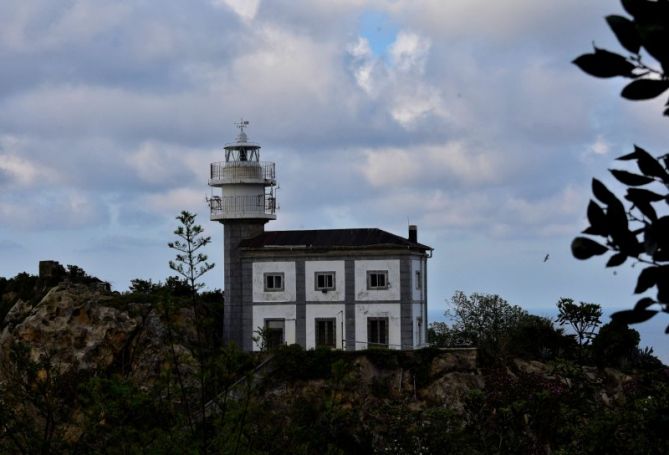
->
(0, 282, 197, 386)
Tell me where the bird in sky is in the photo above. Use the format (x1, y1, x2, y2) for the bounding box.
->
(544, 254, 550, 262)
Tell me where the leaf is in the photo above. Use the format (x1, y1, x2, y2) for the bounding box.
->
(611, 309, 657, 324)
(634, 266, 658, 294)
(606, 15, 641, 53)
(610, 169, 655, 186)
(637, 24, 669, 71)
(621, 79, 669, 100)
(625, 192, 657, 221)
(644, 227, 658, 256)
(571, 237, 609, 260)
(606, 253, 627, 267)
(626, 188, 665, 202)
(592, 178, 616, 205)
(634, 297, 656, 311)
(616, 148, 641, 161)
(586, 200, 608, 235)
(605, 196, 629, 240)
(657, 267, 669, 303)
(636, 151, 669, 181)
(572, 49, 636, 78)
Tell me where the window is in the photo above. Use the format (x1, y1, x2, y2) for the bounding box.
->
(315, 318, 336, 348)
(415, 270, 422, 290)
(264, 272, 284, 291)
(315, 271, 336, 291)
(367, 317, 389, 348)
(367, 270, 388, 290)
(265, 319, 285, 349)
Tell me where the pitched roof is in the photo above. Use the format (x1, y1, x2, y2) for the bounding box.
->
(239, 228, 431, 251)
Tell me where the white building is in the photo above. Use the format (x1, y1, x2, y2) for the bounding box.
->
(208, 122, 432, 351)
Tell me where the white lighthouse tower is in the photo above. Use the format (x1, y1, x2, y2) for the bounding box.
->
(208, 120, 277, 347)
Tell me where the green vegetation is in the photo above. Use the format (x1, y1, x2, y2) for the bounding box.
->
(571, 0, 669, 331)
(1, 271, 667, 453)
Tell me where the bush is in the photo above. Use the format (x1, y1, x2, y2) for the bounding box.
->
(507, 315, 578, 361)
(590, 320, 640, 369)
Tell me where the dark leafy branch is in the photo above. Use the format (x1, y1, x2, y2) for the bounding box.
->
(573, 1, 669, 115)
(572, 1, 669, 332)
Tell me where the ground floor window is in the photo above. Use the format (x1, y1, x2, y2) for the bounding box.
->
(265, 319, 285, 349)
(367, 317, 389, 348)
(315, 318, 336, 348)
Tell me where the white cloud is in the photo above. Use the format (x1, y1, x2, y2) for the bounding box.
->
(389, 31, 430, 73)
(347, 29, 446, 129)
(125, 142, 204, 186)
(141, 187, 207, 216)
(0, 135, 60, 186)
(212, 0, 261, 22)
(359, 142, 512, 188)
(589, 135, 609, 156)
(0, 190, 108, 229)
(348, 37, 376, 95)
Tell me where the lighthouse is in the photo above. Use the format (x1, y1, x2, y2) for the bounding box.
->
(208, 120, 277, 347)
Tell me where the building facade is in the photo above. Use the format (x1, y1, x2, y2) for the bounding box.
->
(209, 123, 432, 351)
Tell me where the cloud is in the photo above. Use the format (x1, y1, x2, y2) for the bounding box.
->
(0, 190, 109, 230)
(0, 239, 25, 252)
(140, 187, 208, 217)
(589, 135, 610, 156)
(389, 31, 430, 73)
(0, 1, 131, 53)
(212, 0, 261, 22)
(347, 29, 447, 129)
(0, 135, 60, 187)
(125, 141, 205, 188)
(358, 141, 515, 188)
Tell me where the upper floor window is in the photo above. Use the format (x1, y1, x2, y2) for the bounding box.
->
(367, 270, 388, 290)
(415, 270, 422, 290)
(315, 271, 336, 291)
(264, 272, 284, 292)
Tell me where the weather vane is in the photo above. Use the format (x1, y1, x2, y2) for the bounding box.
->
(235, 118, 250, 134)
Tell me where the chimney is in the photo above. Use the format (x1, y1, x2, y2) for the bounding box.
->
(408, 225, 417, 243)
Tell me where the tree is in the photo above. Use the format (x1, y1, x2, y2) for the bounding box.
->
(167, 210, 215, 453)
(445, 291, 527, 347)
(571, 0, 669, 331)
(555, 298, 602, 347)
(427, 321, 461, 347)
(168, 211, 215, 296)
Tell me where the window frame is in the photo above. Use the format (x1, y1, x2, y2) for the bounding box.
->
(315, 318, 337, 348)
(367, 317, 389, 348)
(263, 272, 285, 292)
(314, 271, 336, 291)
(366, 270, 389, 290)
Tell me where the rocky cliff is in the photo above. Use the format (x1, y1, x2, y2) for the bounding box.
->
(0, 281, 197, 387)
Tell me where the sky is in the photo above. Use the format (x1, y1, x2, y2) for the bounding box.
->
(0, 0, 666, 359)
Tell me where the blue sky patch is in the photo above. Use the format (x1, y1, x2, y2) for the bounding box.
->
(358, 10, 398, 57)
